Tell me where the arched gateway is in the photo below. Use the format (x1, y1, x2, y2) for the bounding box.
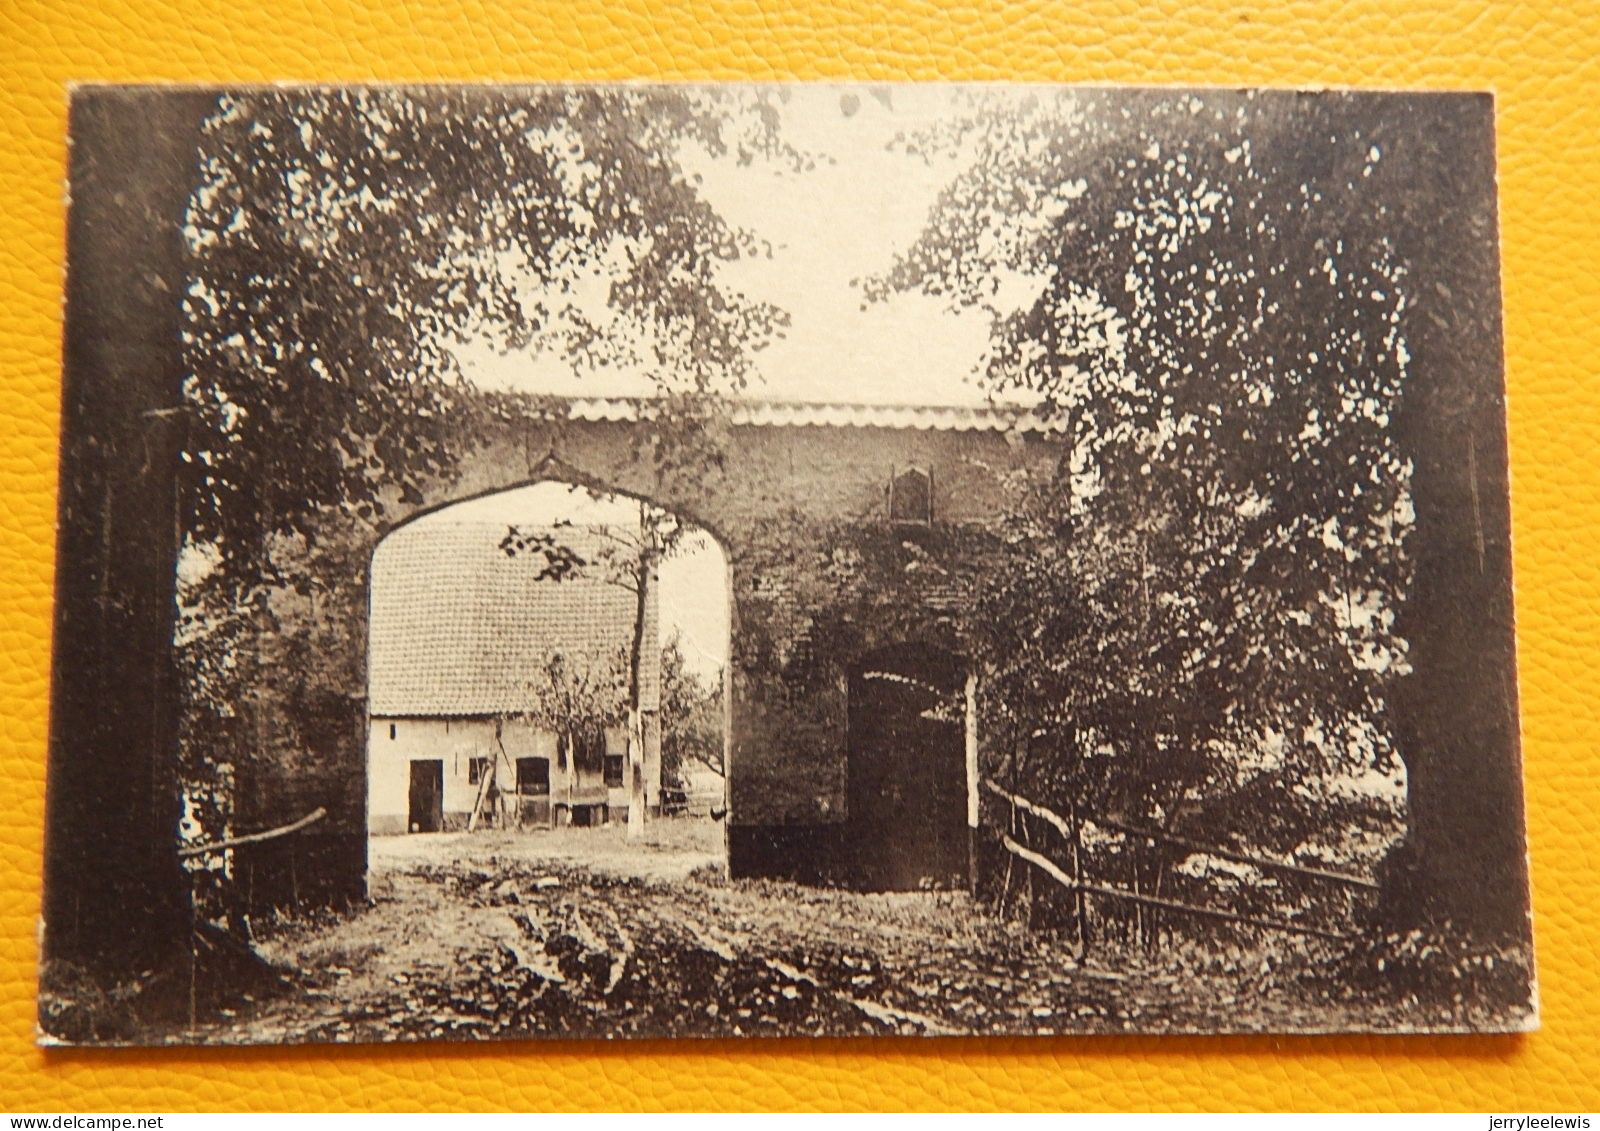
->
(230, 396, 1063, 902)
(366, 492, 677, 836)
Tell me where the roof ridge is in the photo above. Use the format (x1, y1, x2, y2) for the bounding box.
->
(525, 394, 1063, 432)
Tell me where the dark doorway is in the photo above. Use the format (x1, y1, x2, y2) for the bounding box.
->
(846, 644, 968, 890)
(408, 759, 444, 833)
(515, 756, 551, 828)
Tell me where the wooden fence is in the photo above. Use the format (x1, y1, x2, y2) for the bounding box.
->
(981, 779, 1376, 950)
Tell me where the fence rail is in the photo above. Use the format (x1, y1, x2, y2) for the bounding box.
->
(178, 806, 327, 860)
(996, 833, 1353, 942)
(1085, 812, 1379, 892)
(980, 779, 1376, 890)
(982, 779, 1365, 944)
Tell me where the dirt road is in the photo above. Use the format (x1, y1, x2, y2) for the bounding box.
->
(186, 820, 1350, 1044)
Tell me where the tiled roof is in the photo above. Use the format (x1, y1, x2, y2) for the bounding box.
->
(368, 521, 659, 718)
(554, 396, 1064, 433)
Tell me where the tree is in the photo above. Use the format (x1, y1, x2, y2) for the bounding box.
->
(503, 503, 685, 838)
(1376, 97, 1527, 937)
(48, 86, 792, 999)
(659, 633, 726, 788)
(871, 90, 1431, 925)
(517, 646, 631, 820)
(181, 86, 789, 596)
(45, 91, 214, 999)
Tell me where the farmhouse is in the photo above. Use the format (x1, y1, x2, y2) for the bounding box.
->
(366, 518, 661, 835)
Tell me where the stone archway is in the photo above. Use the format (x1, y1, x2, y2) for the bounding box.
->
(177, 404, 1060, 909)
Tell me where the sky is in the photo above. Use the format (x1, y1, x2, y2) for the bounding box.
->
(400, 482, 730, 683)
(458, 86, 1040, 408)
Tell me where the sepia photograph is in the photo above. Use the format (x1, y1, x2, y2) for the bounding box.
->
(41, 83, 1533, 1045)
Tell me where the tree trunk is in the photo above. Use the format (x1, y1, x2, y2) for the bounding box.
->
(1383, 95, 1531, 942)
(626, 706, 645, 839)
(43, 90, 213, 1006)
(625, 532, 654, 841)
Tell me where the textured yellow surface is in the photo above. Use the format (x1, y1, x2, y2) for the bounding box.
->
(3, 0, 1597, 1113)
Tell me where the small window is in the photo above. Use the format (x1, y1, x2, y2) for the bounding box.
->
(604, 754, 625, 788)
(516, 757, 550, 795)
(889, 466, 932, 524)
(389, 723, 397, 741)
(467, 756, 491, 785)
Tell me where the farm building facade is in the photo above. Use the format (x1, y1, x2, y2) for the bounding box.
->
(366, 519, 662, 836)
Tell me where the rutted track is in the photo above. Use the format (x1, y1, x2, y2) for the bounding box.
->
(181, 823, 1381, 1043)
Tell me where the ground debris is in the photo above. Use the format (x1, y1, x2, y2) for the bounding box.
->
(502, 938, 565, 986)
(170, 823, 1437, 1044)
(843, 994, 957, 1035)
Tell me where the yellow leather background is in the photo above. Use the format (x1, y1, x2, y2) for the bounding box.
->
(3, 0, 1596, 1112)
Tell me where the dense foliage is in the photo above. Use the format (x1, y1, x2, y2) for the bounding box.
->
(182, 87, 788, 583)
(871, 90, 1416, 898)
(519, 646, 631, 747)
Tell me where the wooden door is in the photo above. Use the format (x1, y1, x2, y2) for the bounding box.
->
(408, 759, 443, 833)
(516, 756, 551, 827)
(846, 646, 968, 889)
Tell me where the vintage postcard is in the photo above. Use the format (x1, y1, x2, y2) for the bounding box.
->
(41, 83, 1533, 1044)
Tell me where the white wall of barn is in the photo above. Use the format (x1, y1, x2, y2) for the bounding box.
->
(368, 715, 651, 835)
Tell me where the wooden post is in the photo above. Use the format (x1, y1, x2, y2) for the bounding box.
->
(1130, 831, 1144, 947)
(627, 704, 646, 839)
(1066, 794, 1089, 960)
(964, 670, 979, 894)
(721, 556, 735, 879)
